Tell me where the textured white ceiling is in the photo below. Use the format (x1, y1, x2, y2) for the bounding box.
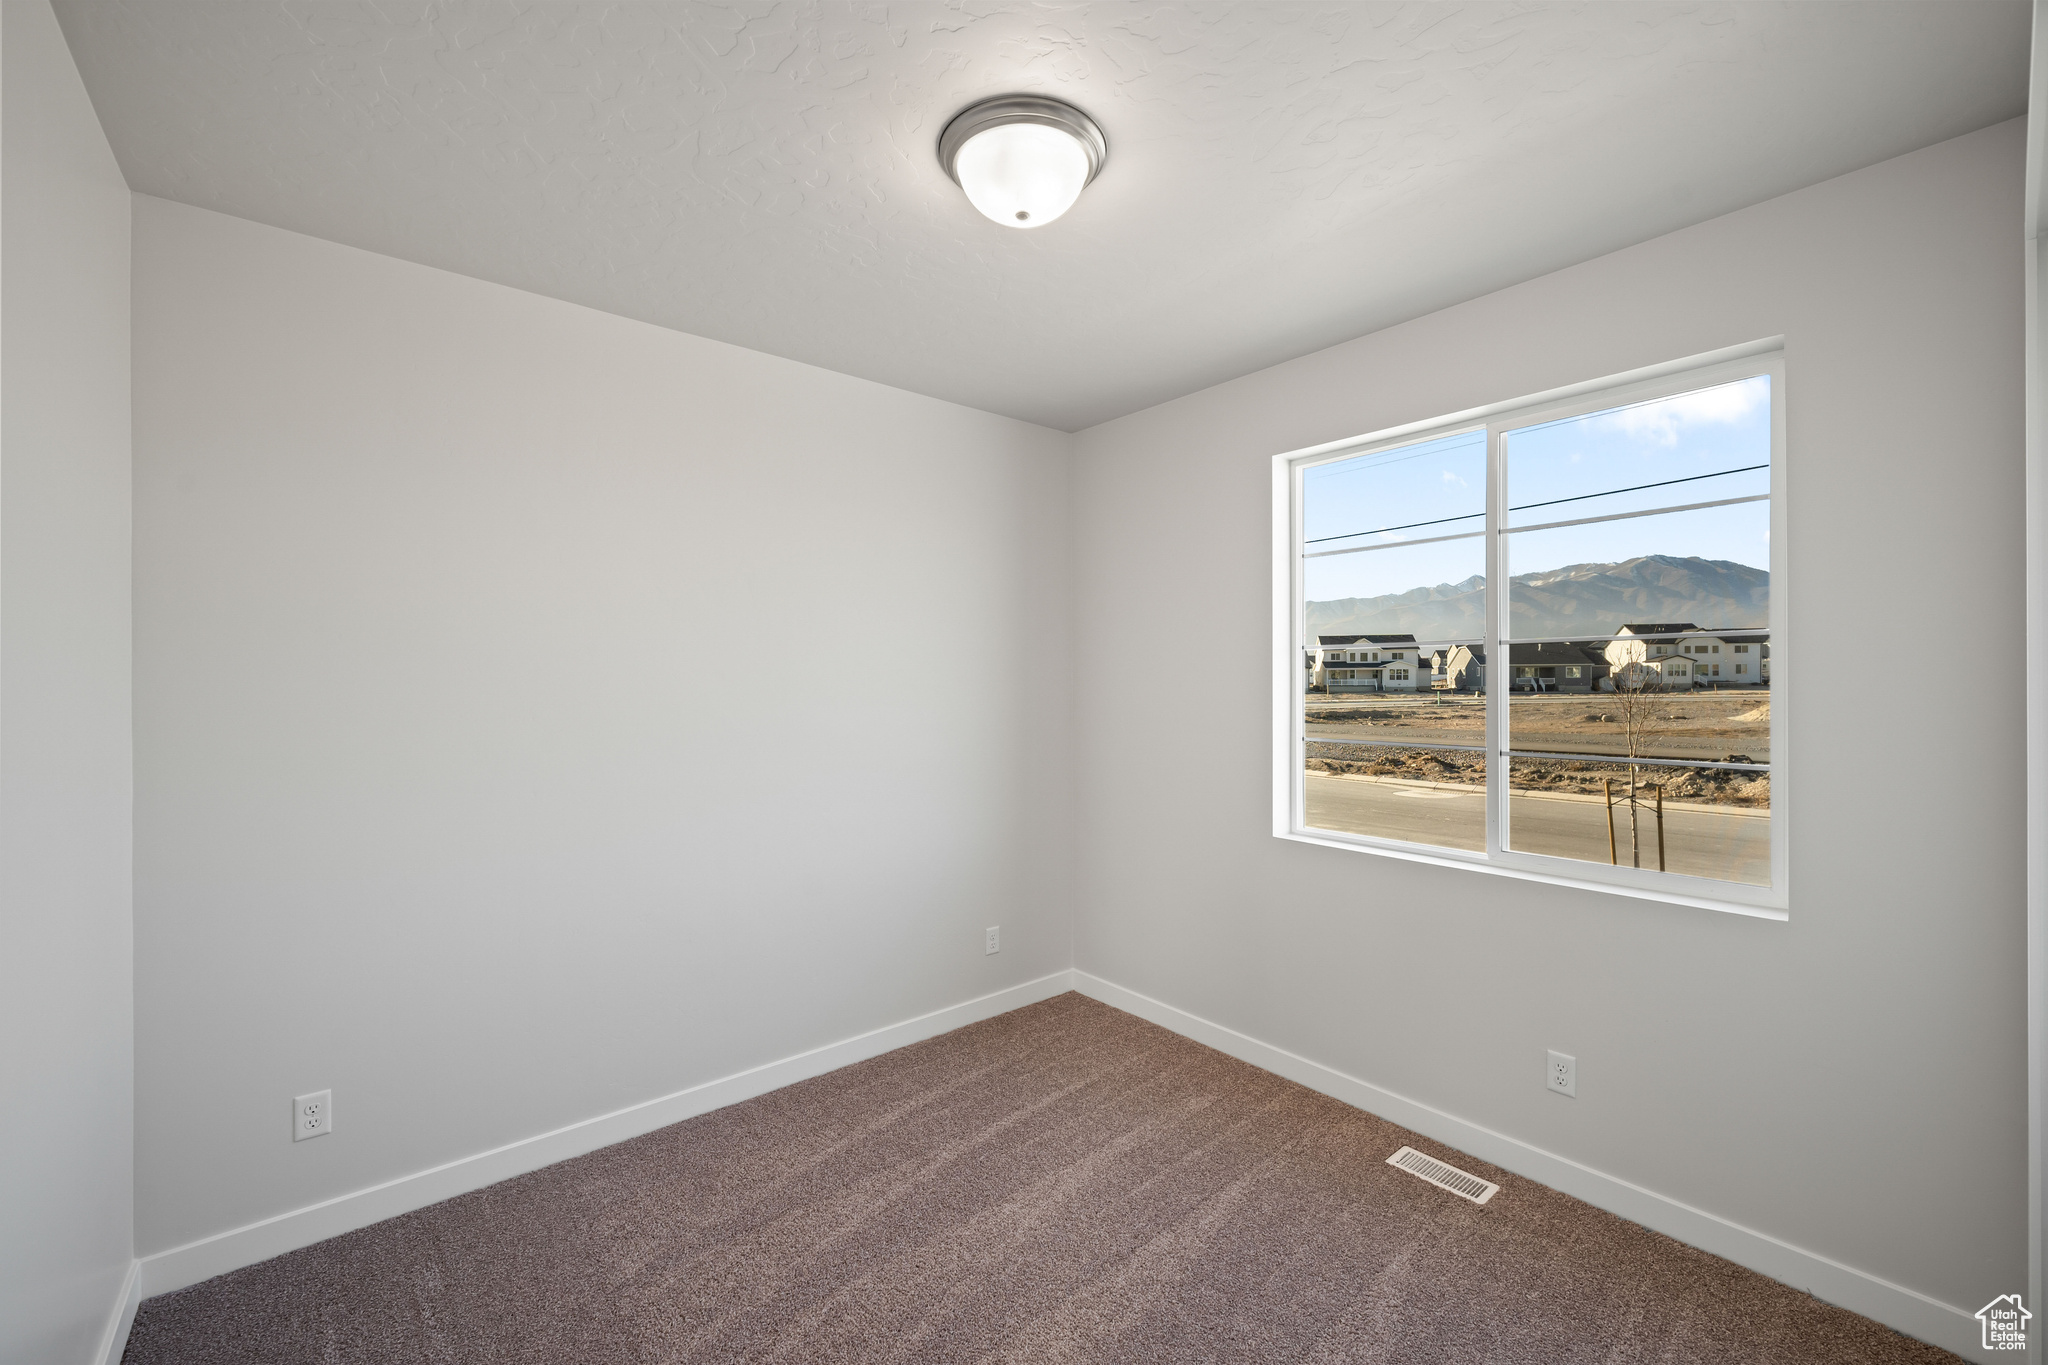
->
(56, 1, 2028, 430)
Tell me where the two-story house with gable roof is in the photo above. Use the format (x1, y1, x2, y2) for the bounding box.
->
(1604, 623, 1768, 688)
(1311, 634, 1423, 691)
(1662, 629, 1769, 685)
(1682, 629, 1770, 685)
(1604, 622, 1699, 688)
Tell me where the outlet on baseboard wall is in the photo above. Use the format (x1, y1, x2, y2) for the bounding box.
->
(985, 925, 1000, 955)
(295, 1089, 333, 1140)
(1546, 1051, 1576, 1098)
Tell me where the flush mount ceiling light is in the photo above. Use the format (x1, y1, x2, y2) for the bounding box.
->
(939, 95, 1107, 230)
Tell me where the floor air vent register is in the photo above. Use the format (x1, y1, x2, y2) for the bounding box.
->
(1386, 1146, 1500, 1204)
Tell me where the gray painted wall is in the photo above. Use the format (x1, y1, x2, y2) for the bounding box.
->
(0, 1, 136, 1360)
(130, 196, 1074, 1257)
(1071, 119, 2026, 1313)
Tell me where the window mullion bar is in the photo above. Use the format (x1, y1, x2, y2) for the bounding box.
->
(1291, 460, 1308, 836)
(1485, 423, 1505, 859)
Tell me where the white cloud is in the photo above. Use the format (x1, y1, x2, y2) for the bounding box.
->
(1441, 470, 1467, 486)
(1594, 375, 1767, 446)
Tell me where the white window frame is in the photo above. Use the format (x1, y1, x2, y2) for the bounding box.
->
(1270, 340, 1788, 919)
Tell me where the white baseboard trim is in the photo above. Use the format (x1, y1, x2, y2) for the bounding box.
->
(1070, 970, 1993, 1365)
(139, 970, 1078, 1300)
(92, 1258, 141, 1365)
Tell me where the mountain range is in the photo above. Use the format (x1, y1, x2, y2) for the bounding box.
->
(1308, 555, 1768, 643)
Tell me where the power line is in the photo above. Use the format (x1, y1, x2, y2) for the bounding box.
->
(1304, 509, 1479, 544)
(1509, 464, 1769, 516)
(1305, 463, 1769, 546)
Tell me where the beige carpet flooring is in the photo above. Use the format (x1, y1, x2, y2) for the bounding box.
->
(123, 992, 1958, 1363)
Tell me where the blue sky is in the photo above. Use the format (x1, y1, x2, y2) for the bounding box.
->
(1303, 375, 1771, 603)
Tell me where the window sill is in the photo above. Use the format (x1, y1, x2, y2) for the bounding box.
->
(1275, 828, 1788, 921)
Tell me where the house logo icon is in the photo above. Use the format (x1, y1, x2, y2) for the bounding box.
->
(1976, 1294, 2029, 1351)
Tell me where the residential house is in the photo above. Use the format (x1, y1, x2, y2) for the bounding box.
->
(1605, 623, 1768, 688)
(1313, 634, 1423, 691)
(1507, 642, 1611, 692)
(1436, 644, 1486, 692)
(1684, 629, 1770, 685)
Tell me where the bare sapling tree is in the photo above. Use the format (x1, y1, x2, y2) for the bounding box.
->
(1606, 660, 1672, 868)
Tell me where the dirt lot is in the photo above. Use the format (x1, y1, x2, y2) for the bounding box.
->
(1304, 692, 1771, 807)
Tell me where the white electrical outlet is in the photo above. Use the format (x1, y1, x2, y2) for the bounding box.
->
(1547, 1051, 1576, 1098)
(985, 925, 1000, 955)
(294, 1089, 333, 1141)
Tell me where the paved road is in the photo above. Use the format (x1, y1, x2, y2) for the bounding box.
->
(1303, 774, 1769, 883)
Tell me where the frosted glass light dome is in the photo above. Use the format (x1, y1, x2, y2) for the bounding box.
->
(939, 96, 1107, 231)
(955, 123, 1090, 228)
